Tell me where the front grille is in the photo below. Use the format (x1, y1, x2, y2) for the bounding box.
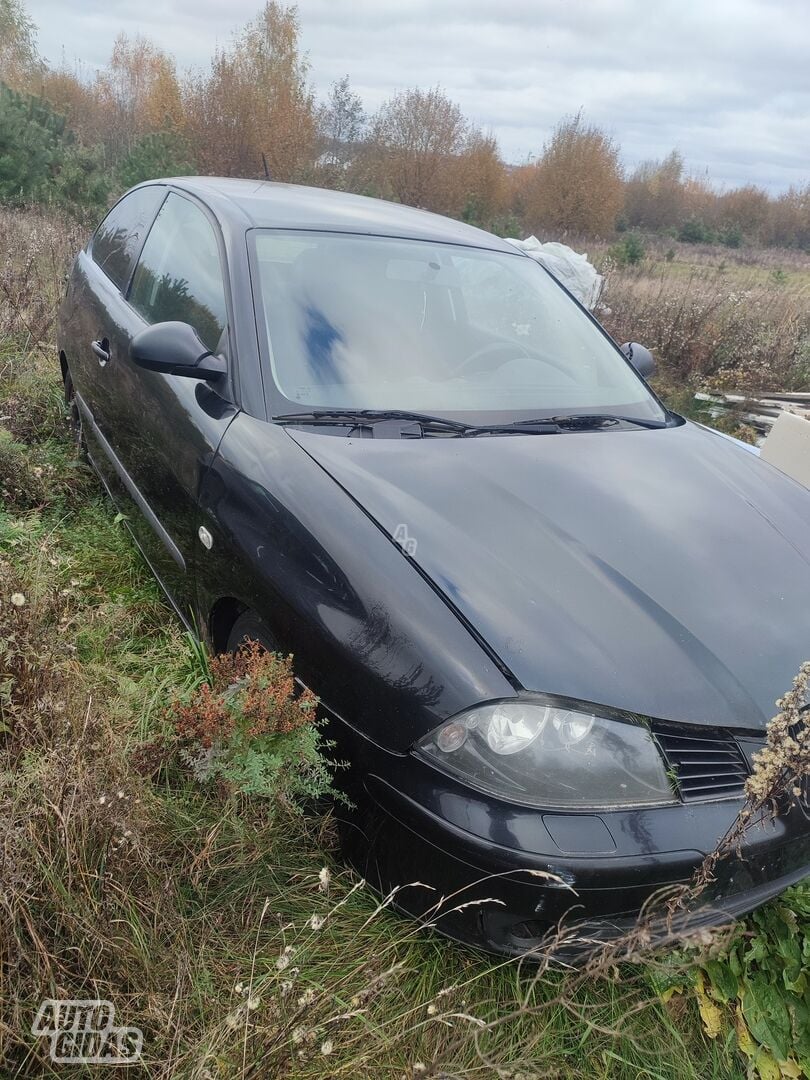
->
(653, 726, 750, 802)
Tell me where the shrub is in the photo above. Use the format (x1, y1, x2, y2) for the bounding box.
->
(169, 641, 343, 807)
(117, 130, 195, 190)
(609, 232, 645, 267)
(50, 141, 110, 213)
(720, 225, 743, 249)
(679, 217, 715, 244)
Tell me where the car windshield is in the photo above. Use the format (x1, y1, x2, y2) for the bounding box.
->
(251, 230, 665, 422)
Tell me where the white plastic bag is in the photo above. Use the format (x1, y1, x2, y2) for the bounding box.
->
(504, 236, 603, 310)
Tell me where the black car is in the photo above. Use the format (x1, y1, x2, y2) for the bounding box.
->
(58, 177, 810, 956)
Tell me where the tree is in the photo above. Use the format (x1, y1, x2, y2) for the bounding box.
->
(366, 86, 468, 212)
(0, 0, 40, 90)
(624, 150, 685, 230)
(766, 186, 810, 250)
(317, 75, 365, 168)
(449, 130, 507, 228)
(36, 65, 105, 146)
(0, 81, 108, 211)
(185, 2, 316, 181)
(118, 131, 195, 189)
(0, 83, 60, 202)
(517, 112, 623, 238)
(95, 34, 185, 158)
(50, 142, 110, 211)
(717, 185, 770, 243)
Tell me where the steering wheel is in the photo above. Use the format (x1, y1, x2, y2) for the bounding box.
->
(447, 340, 531, 378)
(447, 340, 578, 382)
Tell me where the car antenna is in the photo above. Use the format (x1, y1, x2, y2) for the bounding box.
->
(261, 153, 271, 181)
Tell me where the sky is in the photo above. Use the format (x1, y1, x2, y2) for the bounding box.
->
(25, 0, 810, 193)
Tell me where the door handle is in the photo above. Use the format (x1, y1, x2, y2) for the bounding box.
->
(91, 338, 110, 365)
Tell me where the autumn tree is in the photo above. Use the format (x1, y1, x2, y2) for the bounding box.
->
(623, 149, 685, 230)
(517, 113, 623, 239)
(447, 130, 507, 227)
(366, 86, 468, 212)
(766, 185, 810, 249)
(716, 184, 770, 242)
(0, 0, 40, 90)
(185, 2, 316, 181)
(95, 34, 184, 157)
(36, 65, 104, 145)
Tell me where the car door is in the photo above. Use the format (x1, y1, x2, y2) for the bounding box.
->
(68, 188, 239, 621)
(66, 184, 167, 466)
(101, 190, 240, 618)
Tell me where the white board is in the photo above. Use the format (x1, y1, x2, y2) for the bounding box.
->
(760, 411, 810, 489)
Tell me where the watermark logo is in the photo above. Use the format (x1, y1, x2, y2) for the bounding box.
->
(32, 999, 143, 1064)
(393, 523, 417, 556)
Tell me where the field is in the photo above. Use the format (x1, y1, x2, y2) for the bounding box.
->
(1, 206, 808, 1079)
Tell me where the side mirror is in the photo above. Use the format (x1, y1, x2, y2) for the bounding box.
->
(621, 341, 655, 379)
(130, 321, 226, 379)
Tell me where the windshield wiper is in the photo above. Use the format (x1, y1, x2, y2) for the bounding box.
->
(275, 409, 470, 434)
(275, 409, 561, 437)
(516, 413, 669, 430)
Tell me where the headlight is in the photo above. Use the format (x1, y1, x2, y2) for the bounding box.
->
(414, 699, 676, 809)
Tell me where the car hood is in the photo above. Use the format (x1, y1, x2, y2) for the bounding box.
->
(289, 422, 810, 732)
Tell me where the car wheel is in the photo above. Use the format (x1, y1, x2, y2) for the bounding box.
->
(225, 611, 277, 654)
(63, 368, 85, 456)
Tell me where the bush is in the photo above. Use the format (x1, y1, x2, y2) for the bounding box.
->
(117, 130, 195, 190)
(50, 141, 110, 213)
(169, 641, 343, 807)
(720, 225, 743, 249)
(609, 232, 646, 267)
(678, 217, 716, 244)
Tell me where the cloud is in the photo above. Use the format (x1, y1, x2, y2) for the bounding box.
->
(25, 0, 810, 191)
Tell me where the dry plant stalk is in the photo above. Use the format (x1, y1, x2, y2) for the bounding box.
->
(690, 660, 810, 895)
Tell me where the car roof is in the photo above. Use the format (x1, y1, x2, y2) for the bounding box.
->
(149, 176, 519, 253)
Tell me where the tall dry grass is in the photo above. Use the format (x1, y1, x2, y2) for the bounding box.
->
(597, 243, 810, 394)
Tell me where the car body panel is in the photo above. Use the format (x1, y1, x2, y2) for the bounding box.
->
(289, 420, 810, 732)
(174, 177, 520, 251)
(195, 414, 515, 751)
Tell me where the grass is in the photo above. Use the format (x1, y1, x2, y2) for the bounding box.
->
(594, 238, 810, 401)
(0, 350, 744, 1079)
(0, 488, 743, 1079)
(0, 206, 807, 1078)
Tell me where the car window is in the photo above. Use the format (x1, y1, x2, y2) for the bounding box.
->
(90, 186, 166, 291)
(252, 230, 664, 421)
(129, 192, 227, 353)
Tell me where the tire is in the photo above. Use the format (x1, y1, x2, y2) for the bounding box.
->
(225, 611, 277, 654)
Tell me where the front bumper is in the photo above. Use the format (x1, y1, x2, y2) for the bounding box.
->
(346, 757, 810, 957)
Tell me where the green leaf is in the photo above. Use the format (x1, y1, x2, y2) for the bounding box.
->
(742, 973, 792, 1061)
(703, 959, 739, 1003)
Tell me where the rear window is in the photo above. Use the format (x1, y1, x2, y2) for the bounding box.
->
(90, 186, 165, 291)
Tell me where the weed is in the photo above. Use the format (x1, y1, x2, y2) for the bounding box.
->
(168, 642, 344, 807)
